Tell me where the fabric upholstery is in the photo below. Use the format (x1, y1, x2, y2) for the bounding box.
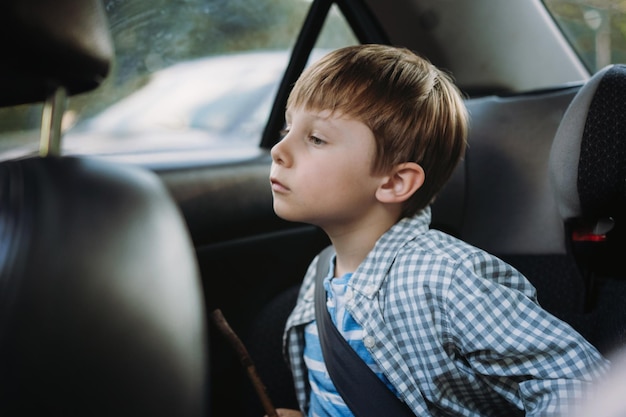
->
(550, 64, 626, 222)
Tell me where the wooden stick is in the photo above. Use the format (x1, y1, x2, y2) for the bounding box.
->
(209, 309, 278, 417)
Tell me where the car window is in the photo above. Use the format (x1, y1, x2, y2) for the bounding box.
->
(0, 0, 357, 163)
(544, 0, 626, 73)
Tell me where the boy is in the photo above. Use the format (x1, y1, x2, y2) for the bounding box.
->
(268, 44, 608, 416)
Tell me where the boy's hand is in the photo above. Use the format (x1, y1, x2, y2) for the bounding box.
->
(265, 408, 303, 417)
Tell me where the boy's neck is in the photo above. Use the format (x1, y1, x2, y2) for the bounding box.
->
(324, 209, 400, 277)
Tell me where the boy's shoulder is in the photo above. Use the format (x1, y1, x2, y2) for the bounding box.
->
(403, 227, 494, 266)
(394, 228, 535, 296)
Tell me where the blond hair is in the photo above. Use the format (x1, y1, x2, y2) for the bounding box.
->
(287, 44, 468, 217)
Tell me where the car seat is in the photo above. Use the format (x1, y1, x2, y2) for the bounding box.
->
(0, 0, 208, 415)
(549, 63, 626, 355)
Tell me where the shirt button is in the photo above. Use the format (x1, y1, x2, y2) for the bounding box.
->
(363, 335, 376, 349)
(345, 288, 354, 300)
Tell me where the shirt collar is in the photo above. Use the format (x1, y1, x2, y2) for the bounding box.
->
(348, 206, 432, 298)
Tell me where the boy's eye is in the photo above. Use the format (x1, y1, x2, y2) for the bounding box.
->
(279, 128, 289, 139)
(309, 136, 325, 145)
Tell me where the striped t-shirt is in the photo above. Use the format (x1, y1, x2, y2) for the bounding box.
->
(303, 269, 398, 417)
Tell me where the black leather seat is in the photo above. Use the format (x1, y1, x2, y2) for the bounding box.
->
(0, 1, 208, 415)
(0, 157, 209, 416)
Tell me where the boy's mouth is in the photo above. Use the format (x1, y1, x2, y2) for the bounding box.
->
(270, 177, 290, 192)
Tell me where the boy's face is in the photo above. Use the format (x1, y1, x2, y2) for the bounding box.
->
(270, 106, 386, 231)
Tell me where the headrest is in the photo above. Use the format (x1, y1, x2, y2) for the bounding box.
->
(549, 64, 626, 222)
(0, 157, 207, 415)
(0, 0, 114, 106)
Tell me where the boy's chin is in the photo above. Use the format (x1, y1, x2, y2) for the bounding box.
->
(272, 204, 298, 222)
(273, 210, 304, 223)
(272, 204, 313, 225)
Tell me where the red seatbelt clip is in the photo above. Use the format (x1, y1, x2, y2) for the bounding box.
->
(572, 218, 614, 242)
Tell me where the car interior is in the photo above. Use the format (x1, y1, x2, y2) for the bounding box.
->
(0, 0, 624, 416)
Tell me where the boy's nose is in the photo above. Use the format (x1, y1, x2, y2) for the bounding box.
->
(270, 137, 291, 166)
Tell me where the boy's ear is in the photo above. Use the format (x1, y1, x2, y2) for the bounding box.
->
(376, 162, 425, 204)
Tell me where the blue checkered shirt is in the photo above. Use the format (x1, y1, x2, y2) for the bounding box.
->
(284, 207, 609, 416)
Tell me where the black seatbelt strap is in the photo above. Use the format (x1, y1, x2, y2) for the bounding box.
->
(314, 246, 415, 417)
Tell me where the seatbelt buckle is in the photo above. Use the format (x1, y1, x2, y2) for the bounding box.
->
(572, 218, 615, 242)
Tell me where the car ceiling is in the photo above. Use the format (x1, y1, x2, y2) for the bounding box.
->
(365, 0, 589, 95)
